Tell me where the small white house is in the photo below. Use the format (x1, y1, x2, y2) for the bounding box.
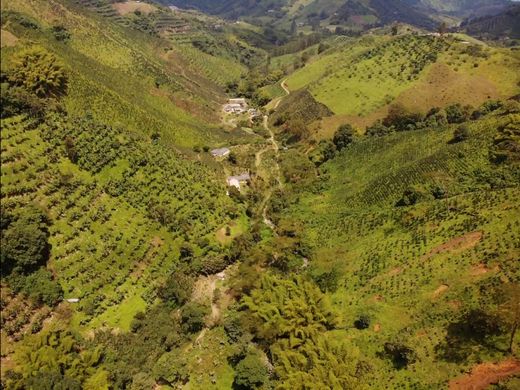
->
(66, 298, 80, 303)
(211, 147, 230, 158)
(227, 173, 251, 190)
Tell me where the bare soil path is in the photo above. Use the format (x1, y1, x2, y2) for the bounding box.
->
(255, 80, 289, 231)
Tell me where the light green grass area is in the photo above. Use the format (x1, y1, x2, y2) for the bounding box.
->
(285, 34, 520, 121)
(259, 82, 286, 100)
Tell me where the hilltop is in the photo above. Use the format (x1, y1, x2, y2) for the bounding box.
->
(274, 31, 519, 135)
(462, 4, 520, 40)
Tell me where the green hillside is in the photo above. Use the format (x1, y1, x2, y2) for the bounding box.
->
(1, 0, 519, 389)
(282, 32, 519, 133)
(270, 104, 520, 388)
(0, 0, 253, 386)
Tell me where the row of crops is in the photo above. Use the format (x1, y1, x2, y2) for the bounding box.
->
(286, 110, 519, 315)
(73, 0, 247, 87)
(1, 114, 237, 329)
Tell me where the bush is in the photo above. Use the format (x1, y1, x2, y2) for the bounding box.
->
(452, 125, 470, 143)
(383, 342, 417, 369)
(51, 25, 71, 42)
(8, 47, 67, 98)
(446, 104, 471, 124)
(233, 352, 269, 389)
(181, 302, 209, 333)
(333, 124, 355, 151)
(366, 120, 392, 137)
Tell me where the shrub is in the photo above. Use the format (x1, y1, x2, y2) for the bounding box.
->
(452, 125, 470, 143)
(233, 352, 269, 389)
(446, 103, 471, 124)
(8, 47, 67, 98)
(333, 124, 355, 151)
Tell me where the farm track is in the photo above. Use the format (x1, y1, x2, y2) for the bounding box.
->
(257, 80, 288, 232)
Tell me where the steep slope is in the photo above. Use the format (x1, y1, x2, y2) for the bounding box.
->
(273, 106, 520, 389)
(0, 0, 252, 383)
(417, 0, 512, 17)
(281, 32, 519, 133)
(166, 0, 513, 29)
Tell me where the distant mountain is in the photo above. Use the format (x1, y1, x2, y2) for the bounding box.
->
(415, 0, 512, 18)
(165, 0, 514, 29)
(461, 4, 520, 38)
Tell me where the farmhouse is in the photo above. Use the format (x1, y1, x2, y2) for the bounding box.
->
(211, 147, 230, 158)
(223, 98, 248, 114)
(227, 173, 251, 189)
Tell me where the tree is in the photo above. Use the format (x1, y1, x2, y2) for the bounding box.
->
(181, 302, 209, 333)
(452, 125, 470, 143)
(1, 206, 50, 275)
(383, 342, 417, 369)
(157, 272, 194, 307)
(228, 152, 238, 165)
(354, 315, 371, 330)
(437, 22, 447, 36)
(8, 47, 67, 98)
(333, 124, 355, 151)
(233, 352, 269, 389)
(383, 104, 422, 131)
(286, 119, 309, 142)
(22, 268, 63, 306)
(290, 19, 297, 36)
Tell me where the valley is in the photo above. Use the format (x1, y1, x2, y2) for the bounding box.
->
(1, 0, 519, 389)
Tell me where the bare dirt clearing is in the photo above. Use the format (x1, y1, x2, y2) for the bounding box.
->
(1, 29, 18, 47)
(423, 231, 482, 260)
(112, 1, 157, 15)
(449, 359, 520, 390)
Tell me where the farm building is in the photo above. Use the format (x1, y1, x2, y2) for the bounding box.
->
(224, 98, 248, 114)
(211, 147, 230, 158)
(227, 173, 251, 189)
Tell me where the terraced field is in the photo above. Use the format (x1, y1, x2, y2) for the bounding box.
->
(1, 114, 238, 331)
